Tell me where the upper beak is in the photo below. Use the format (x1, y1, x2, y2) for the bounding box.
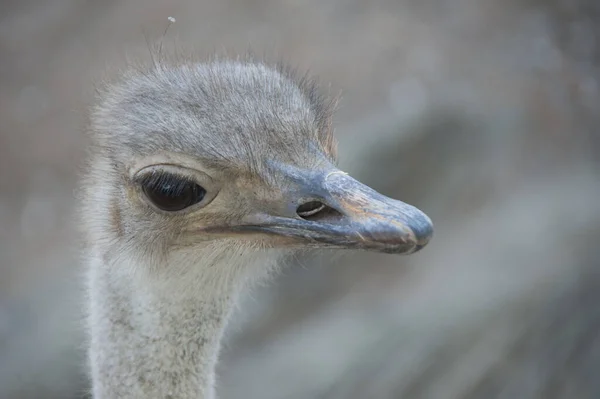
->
(230, 169, 433, 255)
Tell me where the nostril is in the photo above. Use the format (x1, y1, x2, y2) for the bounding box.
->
(297, 201, 325, 217)
(296, 201, 343, 221)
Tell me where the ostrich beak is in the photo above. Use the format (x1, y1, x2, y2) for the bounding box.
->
(230, 169, 433, 255)
(316, 170, 433, 253)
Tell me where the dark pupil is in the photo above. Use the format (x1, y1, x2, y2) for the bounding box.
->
(142, 177, 206, 212)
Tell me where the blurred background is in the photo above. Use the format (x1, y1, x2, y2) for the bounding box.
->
(1, 0, 599, 398)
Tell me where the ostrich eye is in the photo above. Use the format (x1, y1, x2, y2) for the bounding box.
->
(139, 172, 206, 212)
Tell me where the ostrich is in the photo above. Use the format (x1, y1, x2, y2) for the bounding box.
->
(81, 58, 433, 399)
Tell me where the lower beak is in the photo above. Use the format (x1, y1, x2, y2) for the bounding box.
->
(231, 170, 433, 255)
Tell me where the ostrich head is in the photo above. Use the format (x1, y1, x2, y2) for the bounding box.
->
(82, 60, 433, 290)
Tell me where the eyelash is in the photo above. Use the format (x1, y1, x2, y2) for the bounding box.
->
(135, 171, 197, 196)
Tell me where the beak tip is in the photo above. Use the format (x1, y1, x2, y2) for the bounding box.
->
(407, 213, 433, 253)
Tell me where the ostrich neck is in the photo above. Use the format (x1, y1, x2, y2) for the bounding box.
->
(88, 253, 242, 399)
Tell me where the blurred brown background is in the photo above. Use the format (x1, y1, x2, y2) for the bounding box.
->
(1, 0, 599, 398)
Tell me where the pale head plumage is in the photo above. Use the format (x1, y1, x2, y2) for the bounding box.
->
(82, 59, 337, 284)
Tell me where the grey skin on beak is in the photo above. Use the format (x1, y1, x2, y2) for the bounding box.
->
(232, 169, 433, 255)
